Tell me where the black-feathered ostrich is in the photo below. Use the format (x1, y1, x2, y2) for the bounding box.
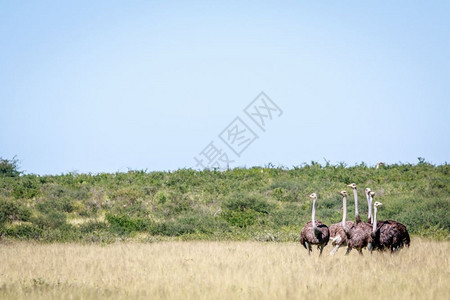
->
(345, 183, 373, 255)
(300, 193, 330, 256)
(329, 190, 354, 255)
(370, 192, 410, 252)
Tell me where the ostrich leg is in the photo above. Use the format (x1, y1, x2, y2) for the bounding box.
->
(319, 245, 324, 256)
(305, 242, 311, 255)
(330, 244, 340, 256)
(345, 246, 351, 255)
(368, 242, 373, 253)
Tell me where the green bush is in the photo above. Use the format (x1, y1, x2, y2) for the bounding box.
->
(106, 213, 151, 234)
(12, 176, 41, 199)
(416, 225, 449, 241)
(79, 221, 109, 234)
(220, 193, 275, 228)
(33, 210, 68, 229)
(271, 203, 305, 227)
(150, 220, 196, 236)
(272, 187, 286, 201)
(0, 198, 32, 225)
(149, 213, 230, 236)
(0, 156, 21, 177)
(153, 191, 192, 216)
(222, 209, 259, 228)
(270, 181, 303, 202)
(7, 223, 42, 240)
(37, 198, 75, 214)
(223, 193, 274, 214)
(39, 226, 79, 242)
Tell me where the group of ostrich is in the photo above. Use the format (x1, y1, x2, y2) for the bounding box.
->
(300, 183, 410, 256)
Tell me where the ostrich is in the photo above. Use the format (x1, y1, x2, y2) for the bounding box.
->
(347, 183, 362, 223)
(345, 183, 373, 255)
(329, 191, 354, 256)
(300, 193, 330, 256)
(376, 162, 385, 169)
(370, 192, 410, 252)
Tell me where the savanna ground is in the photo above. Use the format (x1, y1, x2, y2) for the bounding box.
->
(1, 239, 448, 300)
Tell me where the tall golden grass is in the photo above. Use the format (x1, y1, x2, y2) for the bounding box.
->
(0, 239, 448, 299)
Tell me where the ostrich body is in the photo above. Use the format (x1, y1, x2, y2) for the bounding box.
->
(329, 222, 354, 254)
(370, 192, 410, 252)
(329, 191, 354, 256)
(345, 183, 373, 255)
(300, 193, 330, 256)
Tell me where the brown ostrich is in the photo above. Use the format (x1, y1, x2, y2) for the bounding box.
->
(345, 183, 373, 255)
(370, 192, 411, 252)
(329, 191, 354, 256)
(300, 193, 330, 256)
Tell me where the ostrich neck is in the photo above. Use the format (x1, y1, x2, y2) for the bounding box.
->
(368, 194, 373, 223)
(312, 198, 317, 228)
(342, 196, 348, 228)
(373, 206, 377, 234)
(353, 189, 360, 221)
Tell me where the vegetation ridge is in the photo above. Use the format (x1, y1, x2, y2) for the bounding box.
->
(0, 158, 448, 242)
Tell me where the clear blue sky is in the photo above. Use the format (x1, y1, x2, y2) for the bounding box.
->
(1, 1, 449, 175)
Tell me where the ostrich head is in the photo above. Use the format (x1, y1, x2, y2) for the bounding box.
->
(374, 201, 382, 207)
(347, 183, 357, 189)
(339, 190, 348, 197)
(309, 193, 317, 199)
(370, 191, 375, 198)
(365, 187, 371, 194)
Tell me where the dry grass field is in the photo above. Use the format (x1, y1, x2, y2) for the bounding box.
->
(0, 239, 448, 299)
